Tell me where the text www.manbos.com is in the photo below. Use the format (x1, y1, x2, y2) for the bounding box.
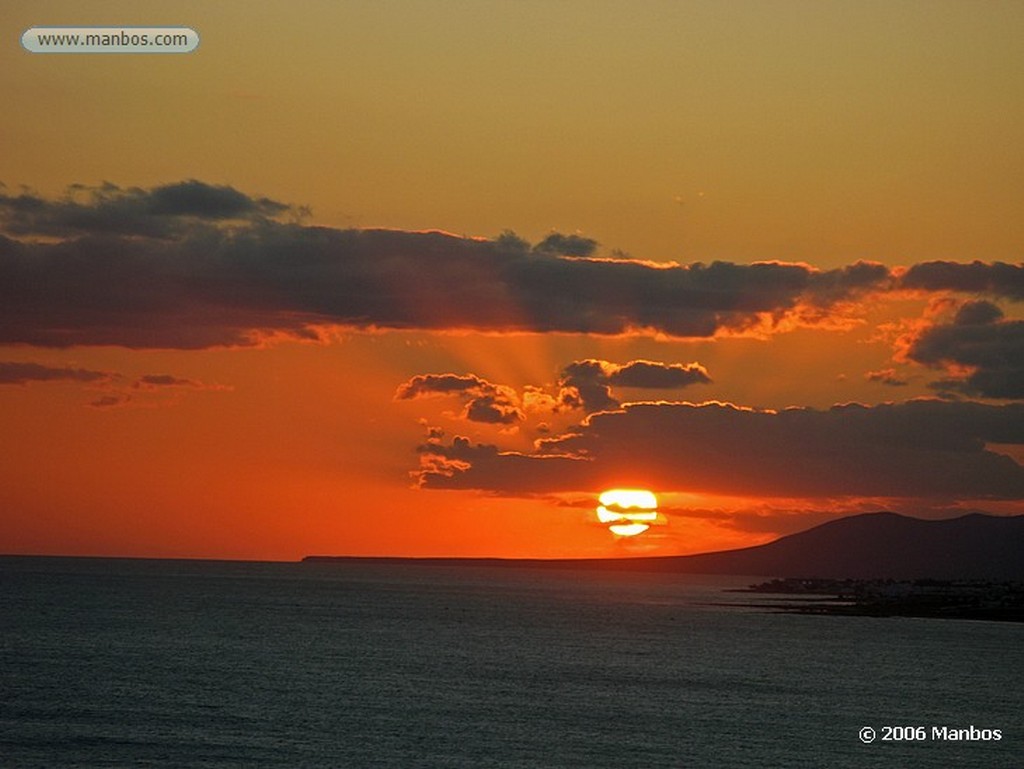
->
(22, 27, 199, 54)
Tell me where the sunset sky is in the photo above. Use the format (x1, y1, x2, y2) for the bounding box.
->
(2, 1, 1023, 560)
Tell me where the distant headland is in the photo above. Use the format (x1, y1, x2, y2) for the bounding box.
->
(305, 512, 1024, 581)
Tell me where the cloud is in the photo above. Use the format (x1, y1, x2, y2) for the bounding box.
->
(0, 180, 292, 239)
(399, 358, 712, 427)
(89, 394, 129, 409)
(416, 400, 1024, 501)
(396, 373, 524, 425)
(395, 373, 491, 399)
(0, 181, 896, 349)
(100, 372, 226, 407)
(532, 233, 598, 257)
(464, 394, 524, 425)
(865, 368, 909, 387)
(557, 360, 620, 412)
(417, 436, 586, 490)
(558, 359, 711, 412)
(608, 360, 712, 388)
(905, 301, 1024, 399)
(665, 507, 845, 535)
(899, 261, 1024, 301)
(132, 373, 221, 391)
(953, 299, 1004, 326)
(0, 359, 224, 409)
(136, 374, 198, 387)
(0, 361, 110, 385)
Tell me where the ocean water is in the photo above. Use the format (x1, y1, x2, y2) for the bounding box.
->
(1, 557, 1020, 768)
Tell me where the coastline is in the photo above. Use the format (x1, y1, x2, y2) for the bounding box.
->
(735, 578, 1024, 623)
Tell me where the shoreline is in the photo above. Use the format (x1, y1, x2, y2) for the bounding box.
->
(738, 578, 1024, 623)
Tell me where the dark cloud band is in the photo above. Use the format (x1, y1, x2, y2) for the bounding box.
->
(0, 180, 291, 239)
(4, 181, 1020, 352)
(0, 181, 894, 349)
(417, 400, 1024, 501)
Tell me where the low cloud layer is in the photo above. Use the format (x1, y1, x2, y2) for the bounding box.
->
(0, 359, 223, 409)
(558, 359, 711, 412)
(395, 373, 524, 424)
(0, 180, 901, 349)
(865, 368, 909, 387)
(417, 400, 1024, 501)
(0, 180, 292, 239)
(0, 360, 109, 385)
(900, 261, 1024, 301)
(398, 359, 713, 424)
(907, 301, 1024, 399)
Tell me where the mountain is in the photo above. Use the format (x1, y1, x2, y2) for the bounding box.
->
(305, 513, 1024, 580)
(595, 512, 1024, 580)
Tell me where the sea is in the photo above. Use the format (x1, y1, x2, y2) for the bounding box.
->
(1, 556, 1020, 768)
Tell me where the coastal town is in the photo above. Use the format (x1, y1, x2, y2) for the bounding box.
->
(740, 578, 1024, 622)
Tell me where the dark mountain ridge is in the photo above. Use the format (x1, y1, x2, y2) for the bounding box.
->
(305, 512, 1024, 580)
(642, 512, 1024, 580)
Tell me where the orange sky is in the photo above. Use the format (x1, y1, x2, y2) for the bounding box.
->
(2, 2, 1023, 559)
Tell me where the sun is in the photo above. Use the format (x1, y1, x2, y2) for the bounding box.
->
(597, 489, 659, 537)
